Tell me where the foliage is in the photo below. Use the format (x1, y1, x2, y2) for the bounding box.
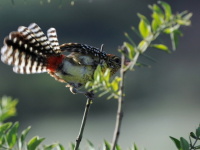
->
(1, 95, 199, 150)
(0, 96, 64, 150)
(85, 65, 122, 99)
(170, 125, 200, 150)
(0, 97, 130, 150)
(0, 96, 18, 122)
(86, 1, 192, 99)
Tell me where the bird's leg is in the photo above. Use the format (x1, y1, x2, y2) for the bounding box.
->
(66, 84, 94, 99)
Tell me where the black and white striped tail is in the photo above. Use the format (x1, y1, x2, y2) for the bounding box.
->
(1, 23, 61, 74)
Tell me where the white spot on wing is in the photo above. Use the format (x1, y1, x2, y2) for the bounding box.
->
(19, 41, 22, 46)
(24, 44, 28, 49)
(13, 37, 17, 43)
(29, 47, 33, 52)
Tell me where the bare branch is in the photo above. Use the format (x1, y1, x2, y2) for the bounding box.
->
(111, 53, 126, 150)
(74, 93, 93, 150)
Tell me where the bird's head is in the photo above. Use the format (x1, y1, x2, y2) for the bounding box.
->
(105, 54, 122, 76)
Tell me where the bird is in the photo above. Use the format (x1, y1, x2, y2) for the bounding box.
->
(1, 23, 122, 97)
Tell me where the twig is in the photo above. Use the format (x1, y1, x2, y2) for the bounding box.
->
(74, 96, 93, 150)
(190, 138, 199, 150)
(111, 53, 126, 150)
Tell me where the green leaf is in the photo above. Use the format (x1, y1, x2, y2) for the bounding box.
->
(27, 136, 45, 150)
(19, 126, 31, 149)
(0, 124, 7, 145)
(176, 19, 191, 26)
(180, 137, 190, 150)
(176, 12, 192, 26)
(111, 77, 121, 92)
(58, 144, 65, 150)
(158, 1, 172, 21)
(170, 30, 181, 51)
(170, 136, 181, 150)
(151, 44, 170, 53)
(103, 69, 111, 82)
(151, 19, 160, 32)
(116, 145, 121, 150)
(149, 4, 164, 30)
(133, 143, 139, 150)
(149, 4, 164, 20)
(87, 140, 95, 150)
(6, 122, 19, 148)
(85, 81, 93, 89)
(43, 143, 59, 150)
(190, 132, 197, 139)
(138, 13, 152, 38)
(0, 96, 18, 122)
(124, 42, 135, 59)
(103, 140, 111, 150)
(94, 65, 102, 81)
(138, 40, 148, 53)
(21, 126, 31, 143)
(69, 143, 75, 150)
(0, 122, 12, 133)
(196, 127, 200, 138)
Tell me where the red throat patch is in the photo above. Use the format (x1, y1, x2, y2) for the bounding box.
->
(47, 55, 65, 72)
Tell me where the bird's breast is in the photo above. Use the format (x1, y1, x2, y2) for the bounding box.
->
(55, 57, 94, 85)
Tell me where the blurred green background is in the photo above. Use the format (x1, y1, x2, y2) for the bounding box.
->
(0, 0, 200, 149)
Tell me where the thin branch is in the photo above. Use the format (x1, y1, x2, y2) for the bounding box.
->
(111, 53, 126, 150)
(74, 97, 93, 150)
(190, 137, 199, 150)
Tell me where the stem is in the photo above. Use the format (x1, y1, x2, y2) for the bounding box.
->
(74, 98, 92, 150)
(190, 138, 198, 150)
(111, 53, 126, 150)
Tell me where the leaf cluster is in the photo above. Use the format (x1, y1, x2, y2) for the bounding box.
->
(0, 96, 18, 122)
(85, 65, 122, 99)
(170, 125, 200, 150)
(85, 1, 192, 99)
(0, 96, 64, 150)
(0, 96, 141, 150)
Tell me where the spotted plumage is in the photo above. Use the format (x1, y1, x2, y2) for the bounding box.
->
(1, 23, 121, 94)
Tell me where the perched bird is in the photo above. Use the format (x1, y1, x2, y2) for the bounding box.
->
(1, 23, 121, 96)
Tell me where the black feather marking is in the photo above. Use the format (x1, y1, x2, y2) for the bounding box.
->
(59, 43, 108, 59)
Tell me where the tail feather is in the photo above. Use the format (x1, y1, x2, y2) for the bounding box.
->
(1, 23, 60, 74)
(47, 28, 60, 52)
(28, 23, 52, 49)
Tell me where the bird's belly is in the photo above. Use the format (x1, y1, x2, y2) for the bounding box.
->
(55, 61, 94, 85)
